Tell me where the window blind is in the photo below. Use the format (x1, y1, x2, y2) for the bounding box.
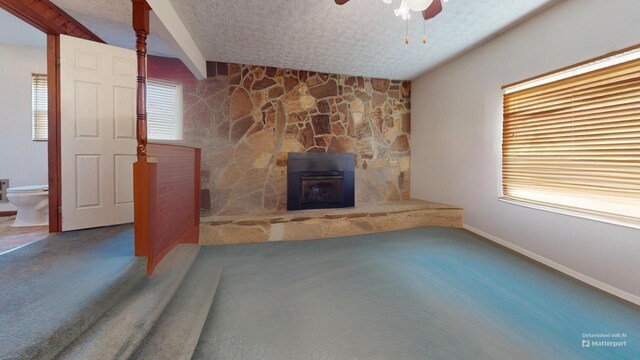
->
(32, 73, 48, 141)
(147, 79, 183, 141)
(502, 48, 640, 224)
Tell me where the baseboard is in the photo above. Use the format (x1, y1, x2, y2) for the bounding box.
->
(463, 224, 640, 307)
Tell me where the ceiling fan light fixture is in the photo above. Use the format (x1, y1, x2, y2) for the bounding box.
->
(407, 0, 433, 12)
(394, 0, 412, 20)
(336, 0, 449, 45)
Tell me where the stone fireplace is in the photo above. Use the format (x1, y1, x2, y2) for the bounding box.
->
(148, 57, 411, 216)
(287, 152, 355, 210)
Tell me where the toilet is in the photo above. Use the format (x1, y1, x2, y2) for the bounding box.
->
(6, 185, 49, 227)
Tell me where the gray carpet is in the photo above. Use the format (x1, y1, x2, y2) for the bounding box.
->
(0, 224, 144, 360)
(59, 244, 199, 360)
(193, 227, 640, 360)
(134, 253, 223, 360)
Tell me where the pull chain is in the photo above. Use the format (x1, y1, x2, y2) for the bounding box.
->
(405, 19, 409, 44)
(422, 19, 426, 44)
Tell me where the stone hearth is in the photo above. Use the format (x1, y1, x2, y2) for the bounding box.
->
(199, 200, 462, 245)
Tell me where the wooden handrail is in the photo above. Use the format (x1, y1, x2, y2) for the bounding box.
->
(132, 1, 201, 274)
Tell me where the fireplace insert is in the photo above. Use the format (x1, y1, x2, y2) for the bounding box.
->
(287, 152, 355, 210)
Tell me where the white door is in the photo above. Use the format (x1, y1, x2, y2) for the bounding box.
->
(60, 35, 137, 231)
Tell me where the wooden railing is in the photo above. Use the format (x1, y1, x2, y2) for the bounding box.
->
(132, 0, 200, 275)
(134, 144, 201, 274)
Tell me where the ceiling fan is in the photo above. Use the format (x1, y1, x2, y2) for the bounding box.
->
(335, 0, 442, 19)
(335, 0, 446, 44)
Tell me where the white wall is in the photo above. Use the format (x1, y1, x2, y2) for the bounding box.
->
(0, 43, 48, 211)
(411, 0, 640, 302)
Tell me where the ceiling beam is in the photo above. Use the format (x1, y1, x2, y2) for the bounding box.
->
(145, 0, 207, 80)
(0, 0, 103, 41)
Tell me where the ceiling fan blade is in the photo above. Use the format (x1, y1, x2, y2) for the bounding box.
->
(422, 0, 442, 20)
(335, 0, 351, 4)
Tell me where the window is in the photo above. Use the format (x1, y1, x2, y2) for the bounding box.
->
(32, 73, 48, 141)
(147, 79, 183, 140)
(502, 46, 640, 224)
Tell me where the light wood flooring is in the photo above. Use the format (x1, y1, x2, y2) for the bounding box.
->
(0, 216, 49, 254)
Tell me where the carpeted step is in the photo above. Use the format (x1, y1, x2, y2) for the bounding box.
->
(57, 244, 200, 360)
(132, 256, 223, 360)
(0, 225, 145, 360)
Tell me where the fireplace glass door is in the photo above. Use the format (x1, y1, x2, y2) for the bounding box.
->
(300, 173, 343, 205)
(287, 152, 355, 210)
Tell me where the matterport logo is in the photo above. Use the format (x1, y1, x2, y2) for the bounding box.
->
(582, 332, 628, 349)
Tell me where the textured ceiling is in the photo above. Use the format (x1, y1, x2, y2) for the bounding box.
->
(0, 8, 46, 48)
(168, 0, 554, 79)
(51, 0, 178, 58)
(51, 0, 554, 80)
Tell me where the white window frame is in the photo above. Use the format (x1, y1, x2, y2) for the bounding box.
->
(500, 47, 640, 230)
(147, 78, 183, 141)
(32, 73, 48, 141)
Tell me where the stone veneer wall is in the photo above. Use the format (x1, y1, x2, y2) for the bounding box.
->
(149, 57, 411, 215)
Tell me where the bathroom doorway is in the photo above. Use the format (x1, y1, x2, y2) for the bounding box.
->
(0, 8, 50, 253)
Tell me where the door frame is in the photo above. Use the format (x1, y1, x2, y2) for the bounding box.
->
(0, 0, 103, 232)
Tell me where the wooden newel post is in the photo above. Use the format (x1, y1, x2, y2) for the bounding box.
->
(133, 0, 150, 158)
(132, 0, 152, 258)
